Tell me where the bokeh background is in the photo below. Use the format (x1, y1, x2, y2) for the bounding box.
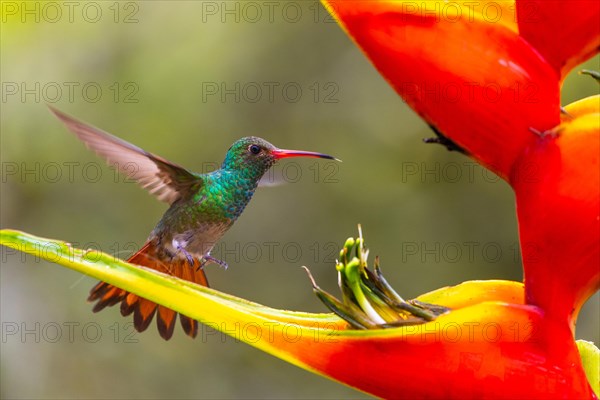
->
(1, 2, 598, 399)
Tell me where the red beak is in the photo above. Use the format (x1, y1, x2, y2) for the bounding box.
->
(272, 148, 339, 161)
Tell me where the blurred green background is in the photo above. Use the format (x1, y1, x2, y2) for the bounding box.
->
(1, 2, 598, 399)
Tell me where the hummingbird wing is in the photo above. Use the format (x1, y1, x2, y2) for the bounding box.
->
(49, 106, 203, 204)
(257, 168, 288, 187)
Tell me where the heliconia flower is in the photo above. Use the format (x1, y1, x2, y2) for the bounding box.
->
(1, 230, 597, 398)
(322, 0, 599, 336)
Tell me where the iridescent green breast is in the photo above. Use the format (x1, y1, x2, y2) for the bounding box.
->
(200, 170, 260, 220)
(152, 169, 260, 238)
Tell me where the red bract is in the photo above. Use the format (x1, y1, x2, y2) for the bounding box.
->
(283, 281, 594, 399)
(324, 0, 561, 179)
(516, 0, 600, 77)
(310, 305, 590, 399)
(513, 100, 600, 328)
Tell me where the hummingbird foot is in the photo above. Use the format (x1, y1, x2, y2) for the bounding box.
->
(175, 244, 196, 268)
(200, 255, 229, 270)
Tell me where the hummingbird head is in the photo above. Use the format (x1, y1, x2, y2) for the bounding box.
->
(221, 137, 337, 179)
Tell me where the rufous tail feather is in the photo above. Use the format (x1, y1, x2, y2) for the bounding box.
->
(87, 242, 208, 340)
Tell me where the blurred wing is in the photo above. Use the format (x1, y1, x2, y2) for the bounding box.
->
(49, 106, 203, 204)
(257, 168, 288, 187)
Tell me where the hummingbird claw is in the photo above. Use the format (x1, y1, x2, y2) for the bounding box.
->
(185, 253, 195, 267)
(203, 255, 228, 270)
(175, 244, 196, 267)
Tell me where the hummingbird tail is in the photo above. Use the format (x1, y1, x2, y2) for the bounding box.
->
(87, 241, 208, 340)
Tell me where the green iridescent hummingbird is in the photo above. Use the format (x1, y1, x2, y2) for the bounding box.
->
(49, 107, 338, 340)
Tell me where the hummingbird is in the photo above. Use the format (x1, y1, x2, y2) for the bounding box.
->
(49, 107, 338, 340)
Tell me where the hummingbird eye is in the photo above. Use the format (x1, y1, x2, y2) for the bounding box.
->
(249, 144, 261, 155)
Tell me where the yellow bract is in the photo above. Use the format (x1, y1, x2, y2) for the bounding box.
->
(562, 94, 600, 122)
